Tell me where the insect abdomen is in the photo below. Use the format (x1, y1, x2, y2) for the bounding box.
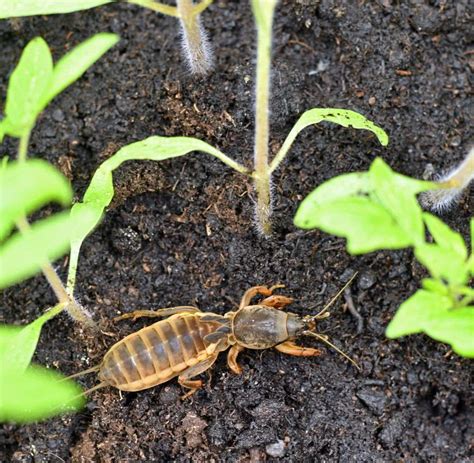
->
(99, 314, 217, 391)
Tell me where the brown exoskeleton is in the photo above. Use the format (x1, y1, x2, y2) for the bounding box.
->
(67, 278, 359, 398)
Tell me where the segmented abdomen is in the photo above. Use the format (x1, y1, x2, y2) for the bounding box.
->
(99, 314, 218, 391)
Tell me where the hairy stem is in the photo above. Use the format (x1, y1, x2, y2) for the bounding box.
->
(16, 132, 96, 329)
(177, 0, 213, 74)
(421, 147, 474, 211)
(253, 2, 275, 235)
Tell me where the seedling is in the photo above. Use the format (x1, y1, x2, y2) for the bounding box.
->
(0, 34, 119, 423)
(0, 0, 214, 74)
(0, 33, 119, 324)
(294, 158, 474, 357)
(0, 160, 89, 423)
(0, 306, 85, 423)
(64, 0, 388, 280)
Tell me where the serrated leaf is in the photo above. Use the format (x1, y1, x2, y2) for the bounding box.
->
(415, 243, 469, 286)
(67, 136, 237, 292)
(4, 37, 53, 136)
(40, 33, 119, 110)
(370, 158, 425, 246)
(0, 207, 96, 289)
(0, 365, 84, 423)
(295, 196, 411, 254)
(423, 213, 467, 260)
(0, 160, 72, 241)
(386, 289, 452, 338)
(0, 0, 112, 18)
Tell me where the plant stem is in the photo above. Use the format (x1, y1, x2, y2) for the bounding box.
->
(420, 148, 474, 211)
(16, 132, 96, 329)
(18, 132, 30, 162)
(177, 0, 213, 74)
(252, 2, 275, 235)
(126, 0, 179, 16)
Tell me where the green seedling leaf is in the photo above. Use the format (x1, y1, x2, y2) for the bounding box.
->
(296, 196, 411, 254)
(0, 207, 96, 289)
(0, 304, 65, 373)
(386, 290, 474, 357)
(0, 0, 113, 18)
(40, 33, 119, 110)
(421, 278, 449, 296)
(423, 213, 467, 260)
(386, 289, 452, 338)
(423, 307, 474, 357)
(370, 158, 425, 246)
(0, 365, 84, 423)
(270, 108, 388, 173)
(0, 159, 72, 241)
(470, 219, 473, 255)
(415, 243, 469, 286)
(67, 136, 246, 292)
(3, 37, 53, 137)
(294, 172, 371, 219)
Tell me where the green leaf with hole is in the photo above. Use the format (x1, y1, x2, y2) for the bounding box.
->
(0, 364, 84, 423)
(67, 136, 238, 292)
(3, 37, 52, 137)
(39, 33, 119, 109)
(0, 207, 97, 289)
(0, 160, 72, 241)
(271, 108, 388, 173)
(0, 0, 113, 18)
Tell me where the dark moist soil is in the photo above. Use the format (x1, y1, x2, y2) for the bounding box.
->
(1, 1, 473, 461)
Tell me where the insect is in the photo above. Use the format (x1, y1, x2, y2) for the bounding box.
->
(67, 277, 359, 398)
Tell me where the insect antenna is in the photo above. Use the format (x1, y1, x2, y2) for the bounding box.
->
(304, 330, 361, 371)
(307, 271, 359, 321)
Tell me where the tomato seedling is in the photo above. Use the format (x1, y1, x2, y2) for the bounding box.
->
(0, 0, 214, 74)
(294, 158, 474, 357)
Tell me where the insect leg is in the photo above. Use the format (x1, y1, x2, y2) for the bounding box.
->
(227, 344, 245, 374)
(260, 295, 294, 309)
(178, 353, 219, 399)
(114, 306, 200, 322)
(274, 341, 322, 357)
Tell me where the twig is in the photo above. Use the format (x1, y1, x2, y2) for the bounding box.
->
(344, 287, 363, 334)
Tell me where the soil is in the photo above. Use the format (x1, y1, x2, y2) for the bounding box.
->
(0, 0, 473, 462)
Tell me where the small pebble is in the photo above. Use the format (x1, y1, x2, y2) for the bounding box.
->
(339, 268, 355, 283)
(356, 389, 387, 416)
(52, 109, 65, 122)
(359, 271, 376, 290)
(266, 440, 285, 458)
